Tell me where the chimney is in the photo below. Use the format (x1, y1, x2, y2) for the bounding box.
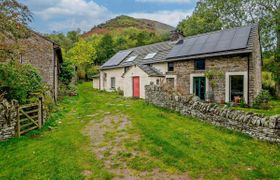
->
(170, 29, 184, 42)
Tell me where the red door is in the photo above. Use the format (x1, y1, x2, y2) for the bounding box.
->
(133, 76, 140, 98)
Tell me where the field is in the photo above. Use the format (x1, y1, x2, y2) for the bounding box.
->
(1, 82, 279, 179)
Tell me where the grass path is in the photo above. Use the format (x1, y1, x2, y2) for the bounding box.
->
(0, 82, 280, 179)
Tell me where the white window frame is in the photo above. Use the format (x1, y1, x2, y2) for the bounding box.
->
(225, 71, 248, 104)
(190, 73, 209, 95)
(110, 77, 116, 89)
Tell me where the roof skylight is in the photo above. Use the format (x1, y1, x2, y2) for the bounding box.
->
(144, 52, 157, 59)
(126, 55, 137, 62)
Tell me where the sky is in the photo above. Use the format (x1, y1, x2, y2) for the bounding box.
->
(19, 0, 197, 33)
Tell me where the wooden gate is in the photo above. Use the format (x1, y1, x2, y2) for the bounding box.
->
(17, 98, 43, 136)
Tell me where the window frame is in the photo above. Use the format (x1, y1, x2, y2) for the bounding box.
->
(194, 59, 205, 70)
(168, 62, 174, 72)
(110, 77, 116, 89)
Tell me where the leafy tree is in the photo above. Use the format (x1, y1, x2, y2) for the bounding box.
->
(178, 1, 222, 37)
(95, 34, 115, 64)
(67, 39, 96, 66)
(0, 0, 32, 60)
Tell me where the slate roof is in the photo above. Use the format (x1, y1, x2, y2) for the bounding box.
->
(138, 64, 165, 77)
(101, 24, 257, 71)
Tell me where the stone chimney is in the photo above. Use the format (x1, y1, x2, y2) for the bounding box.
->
(170, 29, 185, 42)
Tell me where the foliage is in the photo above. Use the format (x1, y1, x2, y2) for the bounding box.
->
(253, 90, 272, 109)
(178, 1, 222, 37)
(47, 29, 81, 52)
(67, 39, 96, 66)
(205, 70, 224, 89)
(262, 71, 276, 95)
(0, 0, 32, 60)
(85, 65, 99, 79)
(59, 61, 75, 85)
(0, 62, 43, 103)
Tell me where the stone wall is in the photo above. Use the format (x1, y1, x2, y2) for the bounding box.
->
(174, 55, 248, 103)
(0, 99, 17, 141)
(145, 84, 280, 143)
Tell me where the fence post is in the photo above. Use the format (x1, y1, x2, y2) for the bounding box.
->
(16, 105, 20, 137)
(38, 97, 43, 128)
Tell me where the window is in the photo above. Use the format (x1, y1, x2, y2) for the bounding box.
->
(19, 54, 23, 64)
(166, 78, 175, 88)
(111, 77, 116, 89)
(144, 52, 157, 59)
(126, 56, 137, 62)
(124, 67, 129, 73)
(156, 79, 160, 85)
(194, 59, 205, 70)
(168, 62, 174, 72)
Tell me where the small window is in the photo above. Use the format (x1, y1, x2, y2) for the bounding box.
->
(194, 59, 205, 70)
(144, 52, 157, 59)
(126, 56, 137, 62)
(111, 77, 116, 89)
(156, 79, 160, 85)
(124, 67, 129, 73)
(166, 78, 175, 88)
(19, 54, 23, 64)
(168, 62, 174, 72)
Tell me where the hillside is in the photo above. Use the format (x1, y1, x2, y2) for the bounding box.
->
(82, 15, 175, 37)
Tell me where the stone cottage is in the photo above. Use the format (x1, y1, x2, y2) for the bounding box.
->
(2, 30, 63, 101)
(96, 24, 262, 105)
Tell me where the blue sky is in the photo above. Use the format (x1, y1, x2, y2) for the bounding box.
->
(19, 0, 197, 33)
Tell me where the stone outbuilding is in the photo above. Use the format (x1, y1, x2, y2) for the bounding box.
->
(97, 24, 262, 106)
(2, 30, 63, 101)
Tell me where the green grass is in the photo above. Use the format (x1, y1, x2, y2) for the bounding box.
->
(232, 100, 280, 116)
(1, 82, 280, 179)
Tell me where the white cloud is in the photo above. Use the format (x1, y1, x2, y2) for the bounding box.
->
(136, 0, 192, 3)
(128, 10, 192, 27)
(28, 0, 113, 32)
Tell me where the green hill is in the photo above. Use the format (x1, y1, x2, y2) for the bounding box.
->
(82, 15, 175, 37)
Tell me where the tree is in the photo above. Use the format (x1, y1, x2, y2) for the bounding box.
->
(67, 39, 96, 66)
(178, 1, 222, 37)
(96, 34, 115, 64)
(0, 0, 32, 60)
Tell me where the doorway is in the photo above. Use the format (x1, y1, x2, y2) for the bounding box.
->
(229, 75, 244, 102)
(133, 76, 140, 98)
(193, 77, 206, 100)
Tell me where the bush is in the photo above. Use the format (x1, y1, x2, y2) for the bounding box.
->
(0, 62, 44, 104)
(59, 61, 75, 85)
(253, 90, 272, 109)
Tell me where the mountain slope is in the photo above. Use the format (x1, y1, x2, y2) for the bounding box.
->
(82, 15, 175, 37)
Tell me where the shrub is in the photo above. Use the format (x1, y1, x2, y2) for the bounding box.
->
(59, 61, 75, 85)
(253, 90, 272, 109)
(86, 65, 99, 79)
(0, 62, 43, 104)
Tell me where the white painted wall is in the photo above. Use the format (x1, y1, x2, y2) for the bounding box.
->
(100, 68, 124, 91)
(151, 62, 168, 74)
(123, 65, 162, 99)
(92, 78, 100, 89)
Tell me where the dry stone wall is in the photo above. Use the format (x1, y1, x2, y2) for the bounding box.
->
(0, 99, 17, 141)
(145, 84, 280, 143)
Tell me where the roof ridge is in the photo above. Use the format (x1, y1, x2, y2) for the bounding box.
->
(183, 24, 253, 40)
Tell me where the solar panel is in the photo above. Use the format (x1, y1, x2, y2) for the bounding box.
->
(102, 50, 132, 67)
(167, 25, 251, 59)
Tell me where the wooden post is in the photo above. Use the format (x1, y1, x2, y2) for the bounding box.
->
(16, 105, 20, 137)
(38, 97, 42, 128)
